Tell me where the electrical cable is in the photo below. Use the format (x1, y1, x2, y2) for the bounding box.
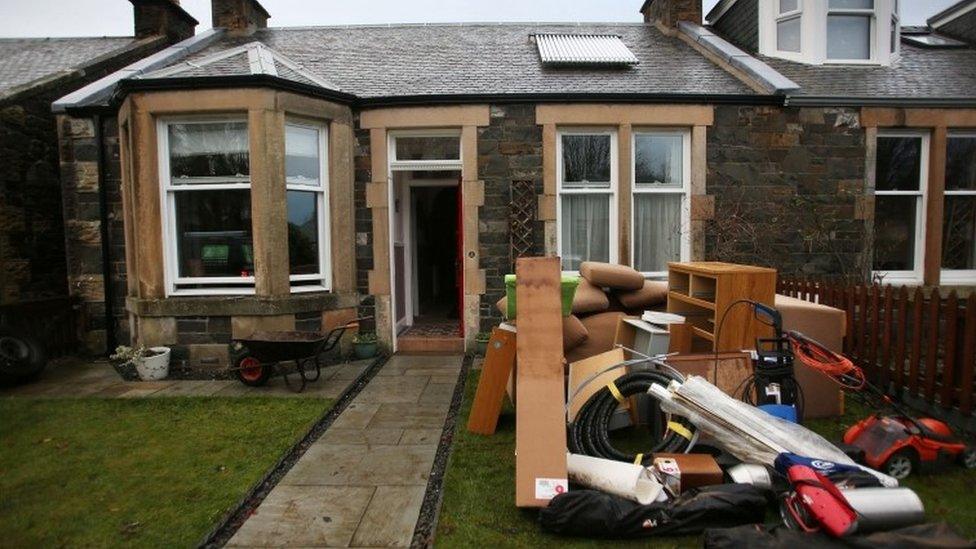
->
(568, 369, 695, 466)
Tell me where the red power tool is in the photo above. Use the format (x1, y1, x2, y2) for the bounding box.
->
(781, 465, 858, 537)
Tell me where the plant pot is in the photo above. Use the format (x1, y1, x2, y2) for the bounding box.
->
(475, 340, 488, 357)
(353, 342, 377, 359)
(135, 347, 170, 381)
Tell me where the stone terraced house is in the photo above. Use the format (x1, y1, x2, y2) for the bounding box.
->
(41, 0, 976, 368)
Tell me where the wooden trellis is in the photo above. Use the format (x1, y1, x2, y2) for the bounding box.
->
(509, 180, 536, 268)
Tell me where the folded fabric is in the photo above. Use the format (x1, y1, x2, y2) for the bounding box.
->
(579, 262, 645, 291)
(539, 485, 768, 539)
(572, 278, 611, 314)
(616, 280, 668, 310)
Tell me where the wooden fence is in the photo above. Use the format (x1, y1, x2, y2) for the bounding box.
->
(0, 296, 79, 358)
(778, 280, 976, 417)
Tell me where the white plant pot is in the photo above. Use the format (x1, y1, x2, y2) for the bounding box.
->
(135, 347, 171, 381)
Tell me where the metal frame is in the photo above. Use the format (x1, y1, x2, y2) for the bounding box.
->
(556, 127, 619, 274)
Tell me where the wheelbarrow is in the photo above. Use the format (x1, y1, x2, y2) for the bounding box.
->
(229, 317, 369, 393)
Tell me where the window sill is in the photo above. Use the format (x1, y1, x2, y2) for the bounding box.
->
(127, 291, 360, 317)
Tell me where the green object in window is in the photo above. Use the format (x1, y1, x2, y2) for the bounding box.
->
(243, 244, 253, 265)
(202, 245, 230, 265)
(503, 274, 579, 320)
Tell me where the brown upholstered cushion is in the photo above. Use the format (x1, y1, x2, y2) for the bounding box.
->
(616, 280, 668, 310)
(579, 261, 644, 291)
(496, 296, 508, 317)
(562, 314, 589, 353)
(564, 311, 628, 363)
(572, 278, 610, 314)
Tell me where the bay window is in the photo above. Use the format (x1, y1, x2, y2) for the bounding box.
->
(557, 131, 617, 272)
(827, 0, 874, 61)
(942, 133, 976, 282)
(161, 119, 255, 295)
(872, 132, 927, 282)
(632, 131, 690, 277)
(285, 121, 330, 291)
(776, 0, 802, 53)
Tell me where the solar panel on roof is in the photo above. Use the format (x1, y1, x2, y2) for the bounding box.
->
(535, 34, 638, 67)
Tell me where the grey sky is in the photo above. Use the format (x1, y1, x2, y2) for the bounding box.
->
(0, 0, 959, 38)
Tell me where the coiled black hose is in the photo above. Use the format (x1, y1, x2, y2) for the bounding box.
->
(568, 370, 695, 466)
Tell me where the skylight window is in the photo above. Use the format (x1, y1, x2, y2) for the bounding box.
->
(535, 34, 638, 67)
(902, 34, 967, 48)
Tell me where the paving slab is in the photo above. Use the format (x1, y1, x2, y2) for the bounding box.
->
(228, 353, 463, 547)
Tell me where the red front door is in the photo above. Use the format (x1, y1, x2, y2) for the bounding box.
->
(456, 177, 464, 338)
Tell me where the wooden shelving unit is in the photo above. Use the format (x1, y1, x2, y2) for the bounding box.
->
(667, 262, 777, 352)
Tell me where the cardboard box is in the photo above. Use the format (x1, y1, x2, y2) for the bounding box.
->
(567, 348, 629, 423)
(775, 294, 845, 417)
(652, 453, 724, 494)
(663, 352, 754, 396)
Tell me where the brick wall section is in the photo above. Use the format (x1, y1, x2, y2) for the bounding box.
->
(711, 0, 759, 52)
(353, 120, 375, 331)
(477, 104, 545, 330)
(706, 105, 869, 280)
(643, 0, 703, 27)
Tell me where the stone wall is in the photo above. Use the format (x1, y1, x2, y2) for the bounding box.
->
(353, 122, 375, 332)
(706, 105, 869, 281)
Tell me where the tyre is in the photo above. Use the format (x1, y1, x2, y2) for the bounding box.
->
(883, 449, 917, 480)
(959, 448, 976, 470)
(235, 355, 270, 387)
(0, 333, 47, 379)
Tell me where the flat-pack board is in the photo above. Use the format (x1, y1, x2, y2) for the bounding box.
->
(515, 257, 567, 507)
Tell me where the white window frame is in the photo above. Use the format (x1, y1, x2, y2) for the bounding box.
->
(388, 128, 463, 172)
(631, 129, 691, 278)
(825, 0, 877, 64)
(285, 119, 331, 293)
(889, 0, 900, 56)
(775, 0, 803, 55)
(158, 116, 256, 296)
(556, 128, 619, 274)
(941, 131, 976, 285)
(872, 131, 929, 285)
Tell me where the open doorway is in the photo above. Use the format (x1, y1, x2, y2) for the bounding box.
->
(392, 170, 462, 343)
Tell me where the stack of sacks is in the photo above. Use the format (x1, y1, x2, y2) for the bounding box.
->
(496, 261, 668, 364)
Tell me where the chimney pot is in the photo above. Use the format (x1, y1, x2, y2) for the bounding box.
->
(130, 0, 198, 42)
(639, 0, 702, 27)
(212, 0, 271, 34)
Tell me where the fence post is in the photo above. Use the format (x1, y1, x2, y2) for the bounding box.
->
(892, 286, 908, 396)
(940, 291, 959, 409)
(880, 285, 894, 390)
(924, 288, 941, 402)
(909, 287, 924, 397)
(959, 294, 976, 415)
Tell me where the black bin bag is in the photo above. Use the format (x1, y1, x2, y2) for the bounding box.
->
(539, 484, 768, 539)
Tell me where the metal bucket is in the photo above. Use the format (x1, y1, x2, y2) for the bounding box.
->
(844, 488, 925, 533)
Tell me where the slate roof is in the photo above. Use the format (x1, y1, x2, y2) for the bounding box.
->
(0, 36, 138, 93)
(139, 23, 756, 98)
(759, 40, 976, 100)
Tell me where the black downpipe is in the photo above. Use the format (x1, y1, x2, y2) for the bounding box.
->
(93, 114, 117, 354)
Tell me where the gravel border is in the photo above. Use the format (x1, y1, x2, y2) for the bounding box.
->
(410, 354, 474, 548)
(197, 354, 390, 548)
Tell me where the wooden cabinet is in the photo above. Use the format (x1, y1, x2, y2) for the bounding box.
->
(666, 262, 777, 352)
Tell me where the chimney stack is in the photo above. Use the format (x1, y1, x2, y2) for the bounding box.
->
(212, 0, 271, 34)
(130, 0, 198, 43)
(639, 0, 703, 28)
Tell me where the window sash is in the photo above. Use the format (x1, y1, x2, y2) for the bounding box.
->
(285, 121, 330, 291)
(872, 132, 928, 283)
(631, 130, 690, 277)
(556, 130, 618, 272)
(942, 132, 976, 281)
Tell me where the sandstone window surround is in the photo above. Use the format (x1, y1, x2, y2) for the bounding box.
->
(537, 105, 712, 274)
(118, 89, 356, 307)
(862, 108, 976, 287)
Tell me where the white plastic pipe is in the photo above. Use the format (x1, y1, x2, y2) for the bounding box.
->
(566, 453, 664, 504)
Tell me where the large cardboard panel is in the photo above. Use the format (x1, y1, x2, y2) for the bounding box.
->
(775, 295, 845, 417)
(515, 257, 567, 507)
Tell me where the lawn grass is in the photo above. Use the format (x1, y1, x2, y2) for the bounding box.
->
(436, 369, 976, 546)
(0, 396, 330, 547)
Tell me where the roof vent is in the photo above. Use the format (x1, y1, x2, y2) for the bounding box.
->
(534, 34, 638, 67)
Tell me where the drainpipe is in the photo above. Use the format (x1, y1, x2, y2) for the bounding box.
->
(93, 114, 117, 354)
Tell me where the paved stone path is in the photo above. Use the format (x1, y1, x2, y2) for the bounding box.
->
(227, 354, 463, 548)
(0, 358, 374, 399)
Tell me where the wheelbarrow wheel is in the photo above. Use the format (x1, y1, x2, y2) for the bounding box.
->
(236, 356, 270, 387)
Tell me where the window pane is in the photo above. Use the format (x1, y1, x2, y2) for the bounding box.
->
(394, 136, 460, 161)
(873, 195, 917, 271)
(827, 15, 871, 60)
(634, 194, 682, 273)
(175, 190, 253, 278)
(169, 122, 249, 181)
(943, 196, 976, 270)
(779, 0, 798, 13)
(876, 136, 922, 191)
(635, 134, 683, 187)
(287, 191, 320, 275)
(829, 0, 873, 8)
(777, 17, 802, 52)
(562, 134, 611, 186)
(286, 125, 320, 184)
(560, 194, 610, 271)
(946, 137, 976, 191)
